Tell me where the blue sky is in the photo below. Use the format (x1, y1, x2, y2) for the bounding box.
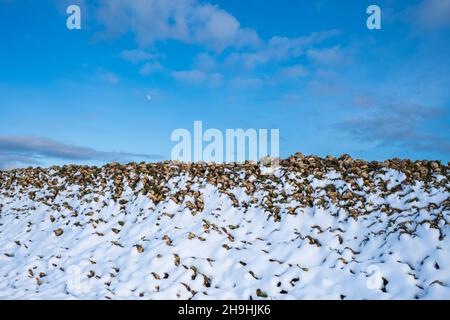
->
(0, 0, 449, 169)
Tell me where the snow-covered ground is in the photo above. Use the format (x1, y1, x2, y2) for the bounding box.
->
(0, 156, 449, 299)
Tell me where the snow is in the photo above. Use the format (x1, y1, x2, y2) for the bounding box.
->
(0, 164, 449, 299)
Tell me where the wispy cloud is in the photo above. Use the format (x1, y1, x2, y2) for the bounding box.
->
(403, 0, 450, 31)
(278, 64, 308, 79)
(337, 100, 450, 156)
(0, 136, 162, 169)
(230, 77, 263, 89)
(172, 69, 223, 86)
(225, 30, 341, 70)
(120, 49, 158, 64)
(95, 0, 260, 51)
(307, 46, 351, 66)
(83, 0, 344, 90)
(193, 53, 218, 72)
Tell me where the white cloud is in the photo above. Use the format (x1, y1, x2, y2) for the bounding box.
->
(278, 64, 308, 79)
(208, 73, 224, 87)
(172, 69, 223, 86)
(225, 30, 341, 70)
(89, 1, 344, 88)
(307, 46, 350, 66)
(96, 0, 260, 51)
(172, 70, 206, 84)
(230, 77, 263, 89)
(315, 68, 337, 80)
(406, 0, 450, 31)
(0, 136, 162, 169)
(194, 53, 218, 72)
(90, 1, 344, 85)
(120, 49, 158, 64)
(225, 51, 270, 70)
(189, 3, 260, 51)
(338, 100, 450, 154)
